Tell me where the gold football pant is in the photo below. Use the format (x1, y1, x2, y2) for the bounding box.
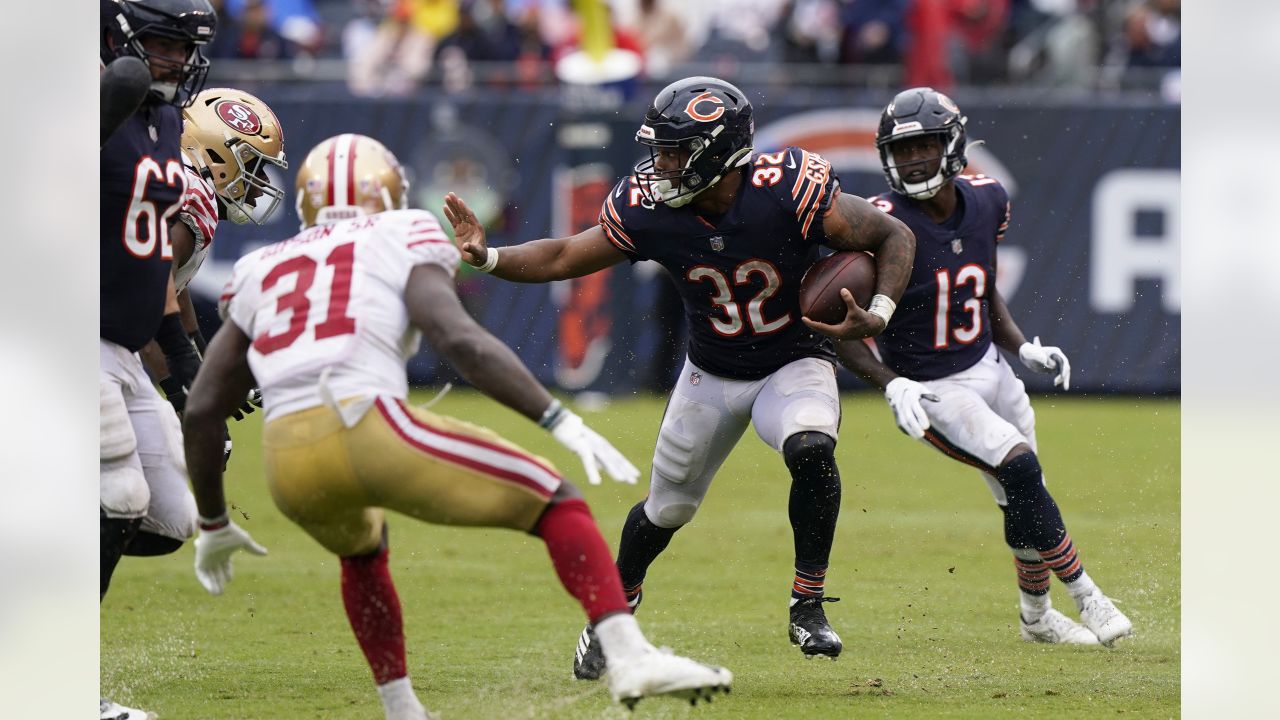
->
(263, 396, 563, 557)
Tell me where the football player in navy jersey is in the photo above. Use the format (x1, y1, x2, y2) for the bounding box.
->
(826, 87, 1133, 646)
(100, 1, 217, 718)
(444, 76, 916, 677)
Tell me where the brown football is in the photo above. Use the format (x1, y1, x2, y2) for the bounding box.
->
(798, 251, 877, 325)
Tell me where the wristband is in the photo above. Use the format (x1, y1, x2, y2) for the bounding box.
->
(476, 247, 500, 273)
(198, 512, 229, 531)
(866, 294, 896, 326)
(537, 399, 565, 429)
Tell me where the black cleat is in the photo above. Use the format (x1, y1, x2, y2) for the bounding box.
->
(574, 590, 643, 681)
(789, 596, 843, 658)
(574, 623, 608, 680)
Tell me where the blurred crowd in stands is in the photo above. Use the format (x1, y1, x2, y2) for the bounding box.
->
(204, 0, 1180, 96)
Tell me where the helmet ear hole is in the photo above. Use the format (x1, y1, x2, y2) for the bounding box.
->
(205, 148, 224, 165)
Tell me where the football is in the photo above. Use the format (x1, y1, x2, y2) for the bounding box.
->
(798, 251, 877, 325)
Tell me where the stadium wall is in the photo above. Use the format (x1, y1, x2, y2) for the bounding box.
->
(192, 87, 1179, 395)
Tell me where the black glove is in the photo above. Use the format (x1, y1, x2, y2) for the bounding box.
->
(156, 314, 201, 415)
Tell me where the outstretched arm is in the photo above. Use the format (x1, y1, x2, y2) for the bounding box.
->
(405, 264, 639, 485)
(443, 193, 627, 283)
(803, 193, 916, 340)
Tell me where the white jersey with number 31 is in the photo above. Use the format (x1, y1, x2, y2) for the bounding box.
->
(220, 209, 458, 419)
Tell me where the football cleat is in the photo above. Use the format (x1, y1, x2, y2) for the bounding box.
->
(573, 623, 608, 681)
(100, 698, 156, 720)
(789, 596, 843, 658)
(607, 646, 732, 709)
(1077, 591, 1133, 646)
(574, 590, 643, 681)
(1019, 608, 1100, 645)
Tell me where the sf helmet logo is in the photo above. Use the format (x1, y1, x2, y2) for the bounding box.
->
(215, 100, 262, 134)
(684, 92, 725, 122)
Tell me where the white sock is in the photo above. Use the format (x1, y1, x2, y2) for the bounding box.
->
(377, 677, 427, 720)
(1019, 591, 1051, 622)
(594, 612, 651, 666)
(1064, 570, 1099, 605)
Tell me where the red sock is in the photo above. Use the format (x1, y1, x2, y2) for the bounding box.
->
(340, 546, 407, 685)
(535, 498, 629, 624)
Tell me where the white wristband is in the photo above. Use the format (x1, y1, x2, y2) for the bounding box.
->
(867, 293, 896, 326)
(476, 247, 499, 273)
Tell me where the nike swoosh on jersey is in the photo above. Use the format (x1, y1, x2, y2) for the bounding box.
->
(786, 152, 798, 169)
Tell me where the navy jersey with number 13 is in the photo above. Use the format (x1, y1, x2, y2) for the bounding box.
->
(870, 174, 1012, 380)
(101, 103, 188, 352)
(599, 147, 841, 380)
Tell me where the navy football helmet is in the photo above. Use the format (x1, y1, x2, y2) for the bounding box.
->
(101, 0, 217, 107)
(634, 76, 754, 208)
(875, 87, 968, 200)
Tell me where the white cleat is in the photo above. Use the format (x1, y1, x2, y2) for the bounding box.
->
(606, 646, 733, 710)
(100, 698, 156, 720)
(1077, 591, 1133, 646)
(1020, 608, 1100, 645)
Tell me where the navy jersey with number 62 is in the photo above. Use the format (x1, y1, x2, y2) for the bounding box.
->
(599, 147, 840, 380)
(101, 104, 187, 352)
(870, 174, 1011, 380)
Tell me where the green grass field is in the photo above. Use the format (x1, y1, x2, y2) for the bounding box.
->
(102, 391, 1179, 719)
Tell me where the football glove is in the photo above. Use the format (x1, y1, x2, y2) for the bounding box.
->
(884, 377, 939, 440)
(548, 410, 640, 486)
(229, 388, 263, 421)
(193, 520, 268, 596)
(1018, 336, 1071, 390)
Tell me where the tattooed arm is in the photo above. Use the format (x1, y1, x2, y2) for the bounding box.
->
(802, 193, 916, 340)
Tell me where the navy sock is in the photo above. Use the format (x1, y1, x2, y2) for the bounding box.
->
(615, 501, 679, 591)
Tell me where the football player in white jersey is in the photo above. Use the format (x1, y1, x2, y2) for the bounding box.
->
(141, 86, 288, 416)
(181, 133, 733, 719)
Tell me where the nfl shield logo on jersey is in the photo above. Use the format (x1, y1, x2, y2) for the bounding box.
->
(690, 371, 702, 385)
(709, 236, 724, 252)
(951, 238, 964, 254)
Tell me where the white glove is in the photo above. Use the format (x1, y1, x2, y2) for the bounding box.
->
(1018, 336, 1071, 390)
(548, 409, 640, 485)
(884, 377, 939, 440)
(194, 521, 268, 596)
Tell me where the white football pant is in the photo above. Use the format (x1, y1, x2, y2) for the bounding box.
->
(100, 338, 196, 541)
(643, 356, 841, 528)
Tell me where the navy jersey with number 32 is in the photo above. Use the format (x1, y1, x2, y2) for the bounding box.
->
(870, 175, 1011, 380)
(599, 147, 841, 380)
(101, 104, 187, 352)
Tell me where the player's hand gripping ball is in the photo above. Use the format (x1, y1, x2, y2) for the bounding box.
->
(799, 251, 877, 324)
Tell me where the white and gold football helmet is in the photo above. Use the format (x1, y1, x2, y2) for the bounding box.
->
(295, 133, 410, 230)
(181, 87, 288, 224)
